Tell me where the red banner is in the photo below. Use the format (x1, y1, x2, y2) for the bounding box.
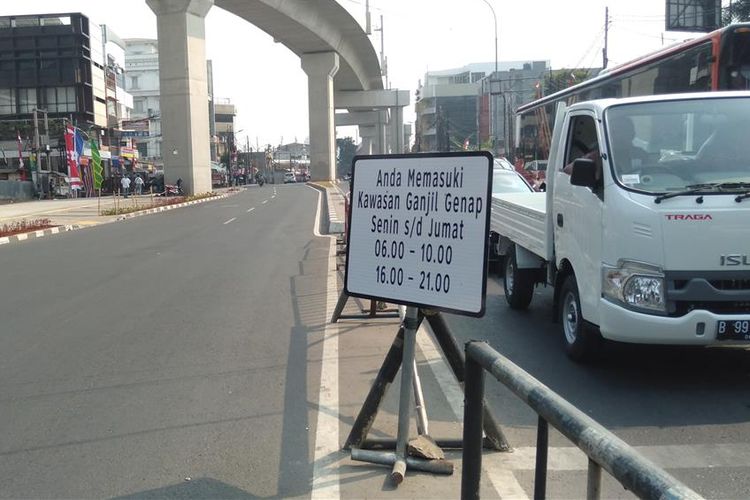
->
(64, 125, 82, 187)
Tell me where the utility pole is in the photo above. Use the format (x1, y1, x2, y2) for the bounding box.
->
(375, 15, 388, 88)
(603, 6, 609, 70)
(365, 0, 371, 34)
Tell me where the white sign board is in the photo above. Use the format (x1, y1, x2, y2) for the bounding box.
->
(345, 152, 493, 316)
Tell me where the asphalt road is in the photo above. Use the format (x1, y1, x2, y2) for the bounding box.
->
(0, 184, 331, 498)
(443, 272, 750, 498)
(2, 183, 749, 499)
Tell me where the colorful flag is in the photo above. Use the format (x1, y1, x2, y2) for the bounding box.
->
(90, 139, 103, 190)
(64, 124, 82, 187)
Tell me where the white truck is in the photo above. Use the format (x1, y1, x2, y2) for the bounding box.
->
(491, 92, 750, 361)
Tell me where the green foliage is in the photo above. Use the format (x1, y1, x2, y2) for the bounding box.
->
(336, 136, 357, 175)
(724, 0, 750, 23)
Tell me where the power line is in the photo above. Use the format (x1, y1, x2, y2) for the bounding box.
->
(571, 25, 606, 70)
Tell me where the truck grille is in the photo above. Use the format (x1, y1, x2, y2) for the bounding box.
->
(666, 272, 750, 317)
(673, 300, 750, 316)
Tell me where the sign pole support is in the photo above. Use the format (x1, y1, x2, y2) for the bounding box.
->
(350, 306, 455, 482)
(392, 305, 419, 482)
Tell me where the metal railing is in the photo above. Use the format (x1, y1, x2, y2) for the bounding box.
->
(461, 341, 703, 500)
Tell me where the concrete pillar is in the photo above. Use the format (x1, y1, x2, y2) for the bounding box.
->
(377, 111, 387, 154)
(389, 106, 404, 154)
(301, 52, 339, 181)
(146, 0, 213, 195)
(356, 129, 374, 156)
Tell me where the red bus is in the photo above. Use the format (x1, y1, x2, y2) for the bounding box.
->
(516, 23, 750, 161)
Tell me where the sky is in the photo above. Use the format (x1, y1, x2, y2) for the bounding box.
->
(7, 0, 706, 149)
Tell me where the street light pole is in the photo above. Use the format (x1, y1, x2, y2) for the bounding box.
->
(481, 0, 498, 152)
(481, 0, 498, 76)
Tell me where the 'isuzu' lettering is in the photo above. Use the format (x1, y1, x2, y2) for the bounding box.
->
(720, 254, 750, 266)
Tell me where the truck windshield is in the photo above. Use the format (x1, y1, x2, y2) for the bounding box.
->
(605, 96, 750, 194)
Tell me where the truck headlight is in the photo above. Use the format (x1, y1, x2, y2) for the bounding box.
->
(602, 261, 666, 313)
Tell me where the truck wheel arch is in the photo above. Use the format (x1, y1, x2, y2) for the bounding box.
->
(552, 259, 575, 323)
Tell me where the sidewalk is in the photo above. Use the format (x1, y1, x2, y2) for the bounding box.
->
(319, 182, 506, 499)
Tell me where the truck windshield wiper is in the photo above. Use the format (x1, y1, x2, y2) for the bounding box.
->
(654, 182, 750, 204)
(653, 184, 716, 204)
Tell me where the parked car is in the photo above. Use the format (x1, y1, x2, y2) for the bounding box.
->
(283, 171, 296, 183)
(493, 158, 515, 171)
(492, 165, 534, 194)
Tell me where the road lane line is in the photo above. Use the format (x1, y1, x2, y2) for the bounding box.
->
(223, 217, 236, 225)
(309, 185, 340, 499)
(416, 322, 529, 499)
(262, 200, 268, 204)
(247, 207, 255, 213)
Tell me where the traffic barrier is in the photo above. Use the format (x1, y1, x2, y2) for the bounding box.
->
(461, 341, 703, 500)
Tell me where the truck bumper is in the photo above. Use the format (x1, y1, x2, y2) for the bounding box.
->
(599, 299, 750, 345)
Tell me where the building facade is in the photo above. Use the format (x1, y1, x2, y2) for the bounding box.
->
(0, 12, 133, 197)
(414, 61, 552, 159)
(124, 38, 161, 166)
(414, 63, 489, 153)
(214, 98, 236, 165)
(478, 60, 550, 157)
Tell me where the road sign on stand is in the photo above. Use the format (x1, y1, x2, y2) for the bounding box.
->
(345, 151, 493, 317)
(343, 152, 496, 485)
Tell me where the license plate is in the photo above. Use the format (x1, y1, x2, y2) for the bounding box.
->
(717, 319, 750, 340)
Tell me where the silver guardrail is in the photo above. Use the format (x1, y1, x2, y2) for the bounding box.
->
(461, 341, 703, 500)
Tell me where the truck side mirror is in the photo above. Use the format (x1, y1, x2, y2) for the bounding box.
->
(570, 158, 597, 188)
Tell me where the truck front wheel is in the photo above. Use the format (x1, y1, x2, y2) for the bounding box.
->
(503, 247, 534, 310)
(559, 275, 601, 362)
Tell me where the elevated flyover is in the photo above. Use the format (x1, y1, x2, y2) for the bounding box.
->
(146, 0, 409, 191)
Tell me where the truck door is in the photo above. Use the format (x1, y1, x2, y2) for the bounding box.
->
(553, 112, 604, 325)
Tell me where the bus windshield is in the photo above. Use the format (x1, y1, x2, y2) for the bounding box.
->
(605, 96, 750, 194)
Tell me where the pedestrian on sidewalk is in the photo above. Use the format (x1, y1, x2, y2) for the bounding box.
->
(134, 175, 144, 195)
(121, 175, 131, 198)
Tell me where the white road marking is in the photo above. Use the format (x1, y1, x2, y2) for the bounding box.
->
(247, 207, 255, 213)
(262, 200, 268, 204)
(223, 217, 236, 225)
(309, 185, 341, 499)
(416, 322, 529, 499)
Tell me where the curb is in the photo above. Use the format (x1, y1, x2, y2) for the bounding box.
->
(114, 190, 236, 222)
(0, 189, 241, 248)
(327, 181, 346, 234)
(0, 224, 83, 246)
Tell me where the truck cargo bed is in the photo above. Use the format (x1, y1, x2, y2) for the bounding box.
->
(491, 192, 548, 259)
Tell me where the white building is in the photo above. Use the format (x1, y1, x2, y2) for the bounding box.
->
(124, 38, 162, 165)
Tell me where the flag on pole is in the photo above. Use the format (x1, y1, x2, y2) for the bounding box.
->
(64, 124, 82, 188)
(90, 138, 103, 190)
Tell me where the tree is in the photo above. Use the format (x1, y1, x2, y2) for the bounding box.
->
(544, 68, 594, 95)
(724, 0, 750, 23)
(336, 137, 357, 176)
